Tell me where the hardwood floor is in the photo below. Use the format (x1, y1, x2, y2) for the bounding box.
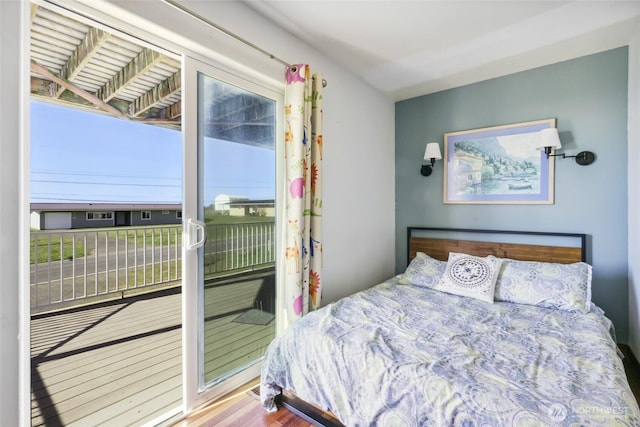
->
(171, 380, 316, 427)
(174, 394, 294, 427)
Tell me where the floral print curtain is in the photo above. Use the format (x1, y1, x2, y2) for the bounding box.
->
(282, 64, 323, 326)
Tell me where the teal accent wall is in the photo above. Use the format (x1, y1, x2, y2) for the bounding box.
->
(395, 47, 630, 341)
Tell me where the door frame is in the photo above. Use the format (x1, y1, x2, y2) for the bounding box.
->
(22, 0, 286, 422)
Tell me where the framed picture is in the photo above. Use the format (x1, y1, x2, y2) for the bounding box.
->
(444, 119, 556, 204)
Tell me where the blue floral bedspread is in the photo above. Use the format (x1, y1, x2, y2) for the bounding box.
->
(261, 276, 640, 426)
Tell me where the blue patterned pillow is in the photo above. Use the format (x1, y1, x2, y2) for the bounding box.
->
(435, 252, 503, 303)
(399, 252, 446, 288)
(494, 259, 592, 313)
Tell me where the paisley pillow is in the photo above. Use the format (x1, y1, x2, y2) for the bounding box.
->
(494, 259, 592, 313)
(435, 252, 503, 303)
(399, 252, 447, 288)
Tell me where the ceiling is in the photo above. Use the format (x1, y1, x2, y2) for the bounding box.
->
(244, 0, 640, 101)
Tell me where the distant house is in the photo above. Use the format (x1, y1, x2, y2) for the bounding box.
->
(30, 203, 182, 230)
(228, 199, 275, 217)
(214, 194, 249, 212)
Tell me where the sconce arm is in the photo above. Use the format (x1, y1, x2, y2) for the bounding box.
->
(546, 150, 595, 166)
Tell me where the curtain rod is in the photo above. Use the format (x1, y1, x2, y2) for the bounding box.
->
(162, 0, 327, 87)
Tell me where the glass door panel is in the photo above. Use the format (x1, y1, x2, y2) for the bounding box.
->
(183, 57, 280, 409)
(199, 72, 276, 385)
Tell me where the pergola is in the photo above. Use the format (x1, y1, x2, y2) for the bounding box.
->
(29, 3, 275, 148)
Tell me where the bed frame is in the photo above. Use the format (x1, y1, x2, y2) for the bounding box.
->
(279, 227, 588, 426)
(407, 227, 586, 264)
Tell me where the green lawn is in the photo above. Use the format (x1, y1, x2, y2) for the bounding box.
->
(30, 235, 85, 264)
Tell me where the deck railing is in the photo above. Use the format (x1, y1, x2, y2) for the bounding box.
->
(30, 222, 275, 312)
(203, 223, 274, 275)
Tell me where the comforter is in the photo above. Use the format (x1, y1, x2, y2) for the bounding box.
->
(261, 276, 640, 426)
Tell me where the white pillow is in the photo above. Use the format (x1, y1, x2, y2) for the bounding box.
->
(494, 258, 592, 313)
(435, 252, 503, 303)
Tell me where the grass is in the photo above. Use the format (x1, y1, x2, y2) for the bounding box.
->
(114, 227, 182, 247)
(30, 235, 85, 264)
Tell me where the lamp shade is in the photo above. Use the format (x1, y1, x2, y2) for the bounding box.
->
(424, 142, 442, 160)
(537, 128, 562, 150)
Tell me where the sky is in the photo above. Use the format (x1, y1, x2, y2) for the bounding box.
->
(30, 100, 275, 205)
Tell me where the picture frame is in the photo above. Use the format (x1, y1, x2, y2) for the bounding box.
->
(443, 118, 556, 204)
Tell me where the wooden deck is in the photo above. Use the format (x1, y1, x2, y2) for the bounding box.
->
(31, 271, 275, 427)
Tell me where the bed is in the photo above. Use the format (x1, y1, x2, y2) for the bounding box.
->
(260, 228, 640, 426)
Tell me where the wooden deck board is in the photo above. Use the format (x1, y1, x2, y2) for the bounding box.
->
(67, 371, 182, 427)
(34, 334, 181, 409)
(31, 271, 276, 426)
(32, 328, 183, 426)
(44, 298, 180, 352)
(32, 329, 180, 389)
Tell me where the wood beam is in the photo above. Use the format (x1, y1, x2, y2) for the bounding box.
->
(33, 75, 180, 125)
(131, 117, 181, 126)
(31, 74, 61, 97)
(31, 93, 129, 119)
(130, 70, 181, 117)
(31, 76, 130, 113)
(96, 48, 163, 103)
(167, 101, 182, 119)
(30, 60, 128, 119)
(55, 27, 111, 98)
(31, 76, 62, 100)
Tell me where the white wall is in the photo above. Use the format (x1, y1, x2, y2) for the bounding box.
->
(628, 22, 640, 357)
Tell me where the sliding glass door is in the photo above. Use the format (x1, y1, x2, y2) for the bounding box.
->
(183, 57, 281, 409)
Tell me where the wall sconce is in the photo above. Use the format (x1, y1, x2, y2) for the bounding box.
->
(420, 142, 442, 176)
(536, 128, 596, 166)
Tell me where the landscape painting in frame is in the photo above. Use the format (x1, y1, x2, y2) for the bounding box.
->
(444, 119, 556, 204)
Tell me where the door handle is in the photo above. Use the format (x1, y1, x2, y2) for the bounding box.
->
(185, 218, 206, 250)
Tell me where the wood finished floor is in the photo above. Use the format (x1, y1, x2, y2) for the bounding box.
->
(171, 380, 321, 427)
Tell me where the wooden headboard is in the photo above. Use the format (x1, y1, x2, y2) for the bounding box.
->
(408, 227, 586, 264)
